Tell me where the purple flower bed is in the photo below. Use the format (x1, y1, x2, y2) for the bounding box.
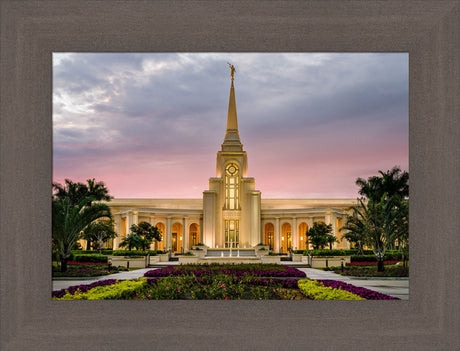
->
(316, 280, 399, 300)
(146, 275, 299, 289)
(52, 279, 118, 298)
(144, 265, 306, 278)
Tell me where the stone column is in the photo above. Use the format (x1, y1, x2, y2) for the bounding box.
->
(199, 217, 203, 244)
(113, 213, 122, 249)
(274, 217, 280, 253)
(126, 212, 133, 235)
(292, 217, 298, 251)
(203, 190, 217, 248)
(132, 211, 139, 225)
(306, 218, 313, 250)
(249, 190, 261, 246)
(166, 217, 172, 251)
(330, 213, 337, 249)
(183, 217, 189, 251)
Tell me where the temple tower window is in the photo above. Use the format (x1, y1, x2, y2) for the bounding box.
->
(224, 163, 240, 210)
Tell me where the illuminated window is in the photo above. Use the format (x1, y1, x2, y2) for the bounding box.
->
(225, 163, 240, 210)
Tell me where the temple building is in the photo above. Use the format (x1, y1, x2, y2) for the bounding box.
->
(108, 67, 356, 253)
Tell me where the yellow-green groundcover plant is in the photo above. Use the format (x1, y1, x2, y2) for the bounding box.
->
(55, 279, 146, 300)
(55, 278, 366, 300)
(297, 280, 365, 300)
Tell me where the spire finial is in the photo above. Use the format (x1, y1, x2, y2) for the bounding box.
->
(227, 62, 236, 82)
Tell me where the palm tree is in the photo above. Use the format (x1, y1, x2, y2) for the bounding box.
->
(52, 196, 111, 272)
(86, 178, 113, 205)
(53, 179, 88, 205)
(53, 178, 113, 205)
(341, 195, 399, 272)
(53, 178, 113, 250)
(356, 166, 408, 202)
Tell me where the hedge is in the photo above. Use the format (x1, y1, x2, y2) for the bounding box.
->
(351, 251, 405, 262)
(70, 250, 113, 257)
(111, 250, 165, 257)
(73, 254, 108, 263)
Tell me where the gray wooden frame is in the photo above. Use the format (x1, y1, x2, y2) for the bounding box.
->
(1, 1, 458, 350)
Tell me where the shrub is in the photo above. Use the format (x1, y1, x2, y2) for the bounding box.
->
(351, 254, 378, 262)
(55, 279, 147, 300)
(52, 279, 118, 298)
(73, 254, 108, 263)
(298, 280, 365, 300)
(70, 250, 113, 257)
(351, 252, 404, 262)
(316, 280, 399, 300)
(112, 250, 158, 257)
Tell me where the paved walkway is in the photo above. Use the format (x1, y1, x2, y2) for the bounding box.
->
(53, 265, 409, 300)
(297, 268, 409, 300)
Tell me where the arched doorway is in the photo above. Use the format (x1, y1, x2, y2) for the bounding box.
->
(156, 222, 165, 251)
(264, 223, 274, 250)
(298, 222, 308, 250)
(172, 222, 183, 253)
(281, 222, 292, 253)
(189, 223, 199, 249)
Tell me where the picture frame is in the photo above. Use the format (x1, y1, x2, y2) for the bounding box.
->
(1, 1, 458, 350)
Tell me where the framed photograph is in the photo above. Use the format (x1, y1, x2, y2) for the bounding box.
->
(1, 1, 458, 350)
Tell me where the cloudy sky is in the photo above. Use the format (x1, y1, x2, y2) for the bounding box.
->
(53, 53, 408, 199)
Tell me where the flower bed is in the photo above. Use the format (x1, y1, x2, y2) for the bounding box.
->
(298, 280, 365, 300)
(52, 279, 118, 298)
(54, 279, 146, 300)
(144, 263, 306, 278)
(141, 274, 301, 300)
(52, 264, 125, 277)
(340, 266, 408, 277)
(52, 263, 399, 300)
(316, 280, 399, 300)
(68, 261, 109, 266)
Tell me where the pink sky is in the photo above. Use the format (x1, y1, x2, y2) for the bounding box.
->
(53, 53, 408, 199)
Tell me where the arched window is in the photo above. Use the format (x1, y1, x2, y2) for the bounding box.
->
(224, 163, 240, 210)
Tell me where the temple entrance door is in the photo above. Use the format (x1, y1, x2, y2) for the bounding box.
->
(264, 223, 275, 251)
(172, 233, 177, 252)
(189, 223, 199, 249)
(298, 222, 308, 250)
(281, 223, 292, 253)
(224, 219, 239, 248)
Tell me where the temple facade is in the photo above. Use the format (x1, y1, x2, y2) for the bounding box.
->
(108, 68, 357, 253)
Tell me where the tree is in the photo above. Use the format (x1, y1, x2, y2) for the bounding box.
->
(119, 233, 144, 251)
(343, 167, 409, 271)
(85, 178, 113, 204)
(53, 178, 113, 205)
(52, 196, 111, 272)
(128, 222, 162, 251)
(53, 178, 113, 249)
(342, 194, 402, 272)
(356, 166, 408, 202)
(306, 222, 336, 250)
(53, 179, 88, 205)
(81, 219, 117, 253)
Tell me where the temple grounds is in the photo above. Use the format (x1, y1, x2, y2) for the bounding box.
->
(52, 263, 408, 300)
